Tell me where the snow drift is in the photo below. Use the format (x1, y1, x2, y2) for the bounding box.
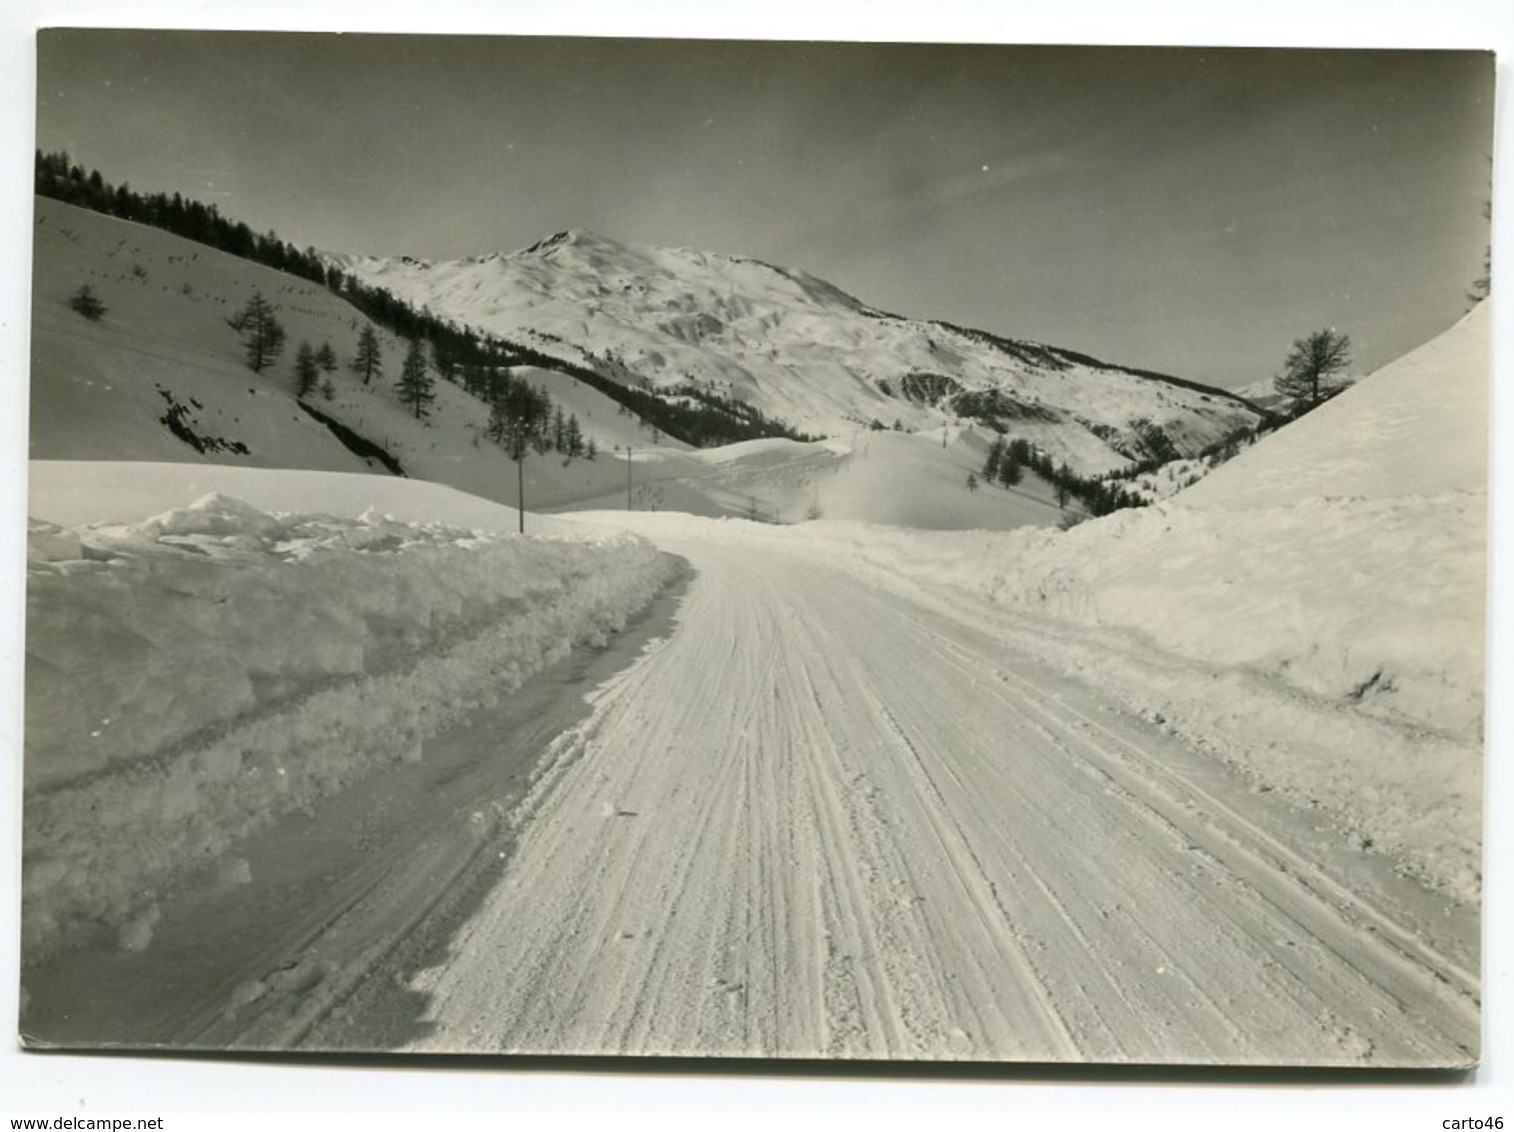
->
(23, 490, 679, 960)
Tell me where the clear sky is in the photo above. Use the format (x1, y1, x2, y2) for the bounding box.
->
(35, 30, 1493, 389)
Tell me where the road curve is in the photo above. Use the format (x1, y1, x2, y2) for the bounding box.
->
(392, 528, 1478, 1065)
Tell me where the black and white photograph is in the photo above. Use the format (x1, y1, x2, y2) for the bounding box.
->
(6, 8, 1503, 1090)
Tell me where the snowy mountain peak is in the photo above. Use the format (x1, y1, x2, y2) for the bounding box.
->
(334, 228, 1264, 473)
(518, 228, 627, 258)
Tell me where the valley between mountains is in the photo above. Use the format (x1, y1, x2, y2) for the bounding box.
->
(20, 189, 1487, 1065)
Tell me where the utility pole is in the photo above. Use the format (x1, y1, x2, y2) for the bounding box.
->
(515, 428, 525, 535)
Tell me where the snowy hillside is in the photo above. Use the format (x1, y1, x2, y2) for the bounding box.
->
(23, 472, 679, 960)
(30, 198, 680, 514)
(31, 198, 1073, 533)
(331, 229, 1263, 475)
(1180, 306, 1486, 508)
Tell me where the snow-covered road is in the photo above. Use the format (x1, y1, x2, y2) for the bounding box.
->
(327, 526, 1477, 1065)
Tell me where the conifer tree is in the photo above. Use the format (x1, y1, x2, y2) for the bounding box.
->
(431, 341, 457, 385)
(294, 340, 320, 399)
(998, 453, 1023, 488)
(233, 291, 285, 372)
(983, 435, 1005, 482)
(315, 341, 337, 375)
(396, 338, 435, 419)
(486, 393, 511, 446)
(1274, 328, 1352, 412)
(351, 324, 382, 385)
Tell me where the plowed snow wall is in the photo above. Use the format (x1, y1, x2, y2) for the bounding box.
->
(23, 495, 680, 959)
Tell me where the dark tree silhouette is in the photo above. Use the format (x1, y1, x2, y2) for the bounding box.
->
(232, 291, 286, 372)
(352, 325, 382, 386)
(998, 453, 1023, 487)
(1274, 328, 1352, 411)
(564, 413, 585, 459)
(552, 406, 567, 452)
(68, 283, 106, 321)
(1129, 416, 1179, 463)
(982, 435, 1004, 482)
(294, 341, 320, 400)
(396, 338, 435, 419)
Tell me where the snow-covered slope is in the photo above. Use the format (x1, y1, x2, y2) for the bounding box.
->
(331, 229, 1263, 475)
(1007, 304, 1488, 740)
(29, 199, 1067, 533)
(1180, 306, 1487, 508)
(30, 199, 669, 514)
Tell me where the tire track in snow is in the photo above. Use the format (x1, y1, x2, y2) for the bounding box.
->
(392, 532, 1477, 1064)
(958, 611, 1476, 1002)
(860, 586, 1479, 1062)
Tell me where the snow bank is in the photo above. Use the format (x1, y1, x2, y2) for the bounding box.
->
(23, 492, 679, 960)
(990, 494, 1484, 735)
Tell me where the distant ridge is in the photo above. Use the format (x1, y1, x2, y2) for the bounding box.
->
(336, 227, 1264, 476)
